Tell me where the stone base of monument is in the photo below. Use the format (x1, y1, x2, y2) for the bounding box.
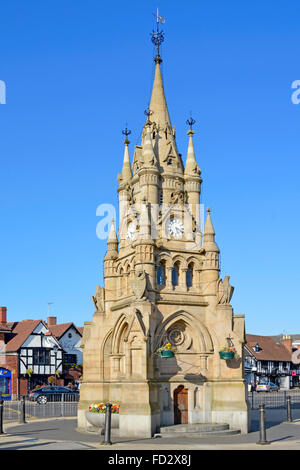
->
(85, 411, 119, 434)
(154, 423, 241, 438)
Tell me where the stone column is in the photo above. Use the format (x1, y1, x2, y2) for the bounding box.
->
(166, 267, 173, 290)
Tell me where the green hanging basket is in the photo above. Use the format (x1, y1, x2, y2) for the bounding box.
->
(219, 351, 235, 360)
(160, 350, 175, 358)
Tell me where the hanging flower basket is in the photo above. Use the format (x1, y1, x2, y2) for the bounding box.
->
(160, 349, 175, 358)
(26, 368, 33, 377)
(219, 346, 236, 360)
(156, 343, 176, 358)
(219, 351, 235, 360)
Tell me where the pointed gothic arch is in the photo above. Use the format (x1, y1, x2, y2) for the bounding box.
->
(153, 310, 214, 354)
(111, 314, 129, 354)
(100, 328, 113, 381)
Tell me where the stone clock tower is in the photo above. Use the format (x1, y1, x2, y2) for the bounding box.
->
(78, 24, 249, 437)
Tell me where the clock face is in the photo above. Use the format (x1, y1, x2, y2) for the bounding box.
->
(167, 218, 184, 238)
(127, 221, 137, 241)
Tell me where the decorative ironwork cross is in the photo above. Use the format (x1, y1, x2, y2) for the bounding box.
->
(122, 124, 131, 142)
(144, 107, 153, 125)
(186, 116, 196, 131)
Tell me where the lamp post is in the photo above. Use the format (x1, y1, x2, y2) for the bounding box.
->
(53, 344, 58, 386)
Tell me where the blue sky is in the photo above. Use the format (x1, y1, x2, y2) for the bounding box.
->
(0, 0, 299, 334)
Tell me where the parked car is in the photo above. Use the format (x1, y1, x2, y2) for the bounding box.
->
(256, 382, 279, 393)
(27, 386, 79, 404)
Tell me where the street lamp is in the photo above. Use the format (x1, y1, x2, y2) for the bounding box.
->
(53, 344, 59, 386)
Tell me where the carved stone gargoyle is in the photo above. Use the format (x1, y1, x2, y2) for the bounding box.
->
(217, 276, 234, 305)
(130, 270, 148, 300)
(91, 285, 105, 313)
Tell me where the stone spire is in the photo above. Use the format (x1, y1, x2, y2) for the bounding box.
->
(121, 138, 132, 182)
(148, 60, 171, 129)
(104, 219, 118, 260)
(118, 126, 132, 184)
(141, 122, 158, 168)
(184, 129, 201, 176)
(203, 208, 219, 252)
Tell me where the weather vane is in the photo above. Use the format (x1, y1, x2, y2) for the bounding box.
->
(122, 123, 131, 143)
(151, 8, 165, 63)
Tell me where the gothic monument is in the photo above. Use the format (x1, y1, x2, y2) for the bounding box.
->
(78, 18, 249, 437)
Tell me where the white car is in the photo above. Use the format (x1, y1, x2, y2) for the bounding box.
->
(256, 382, 279, 392)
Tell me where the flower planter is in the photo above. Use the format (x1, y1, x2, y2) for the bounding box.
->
(160, 350, 175, 358)
(219, 351, 235, 360)
(85, 411, 119, 429)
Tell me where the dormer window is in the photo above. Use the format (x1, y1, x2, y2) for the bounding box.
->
(254, 343, 261, 352)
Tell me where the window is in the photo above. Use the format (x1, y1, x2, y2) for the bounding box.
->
(157, 261, 165, 286)
(63, 354, 77, 365)
(186, 263, 194, 288)
(172, 263, 179, 287)
(33, 349, 51, 365)
(0, 376, 10, 398)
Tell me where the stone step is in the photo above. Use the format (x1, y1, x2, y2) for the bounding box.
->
(154, 428, 241, 438)
(160, 423, 230, 433)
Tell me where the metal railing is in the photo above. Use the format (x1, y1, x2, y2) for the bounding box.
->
(2, 394, 79, 423)
(249, 389, 300, 409)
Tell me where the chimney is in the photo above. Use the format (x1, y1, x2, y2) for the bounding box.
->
(47, 316, 57, 326)
(0, 307, 7, 325)
(282, 334, 292, 353)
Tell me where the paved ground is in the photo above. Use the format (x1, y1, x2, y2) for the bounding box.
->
(1, 408, 300, 450)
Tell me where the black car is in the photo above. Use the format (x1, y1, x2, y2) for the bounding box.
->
(27, 386, 79, 404)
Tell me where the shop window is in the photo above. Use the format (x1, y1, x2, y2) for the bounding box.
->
(0, 368, 11, 400)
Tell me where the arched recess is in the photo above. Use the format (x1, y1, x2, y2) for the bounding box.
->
(186, 263, 194, 288)
(111, 313, 129, 354)
(153, 310, 214, 355)
(110, 314, 130, 377)
(185, 256, 202, 271)
(171, 255, 188, 270)
(124, 260, 131, 274)
(156, 261, 165, 286)
(157, 252, 172, 269)
(172, 262, 180, 287)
